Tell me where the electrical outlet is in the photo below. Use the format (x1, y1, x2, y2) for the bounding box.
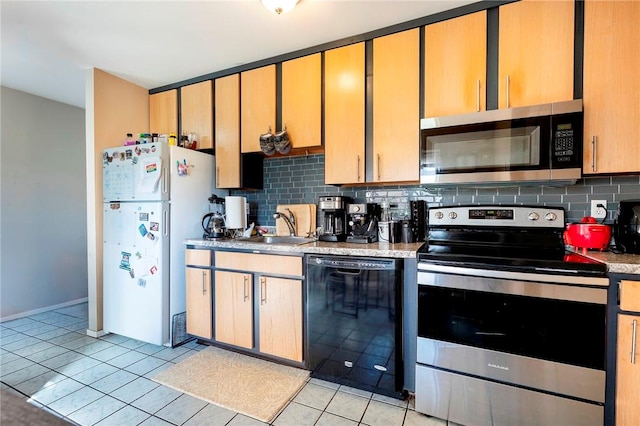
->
(590, 200, 608, 219)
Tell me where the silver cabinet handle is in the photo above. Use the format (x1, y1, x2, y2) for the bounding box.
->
(202, 271, 207, 295)
(476, 80, 481, 112)
(377, 154, 381, 181)
(243, 275, 249, 302)
(591, 136, 597, 172)
(506, 75, 510, 109)
(357, 155, 361, 182)
(632, 319, 638, 364)
(260, 277, 267, 305)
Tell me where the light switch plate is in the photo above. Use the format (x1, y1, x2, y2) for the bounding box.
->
(590, 200, 607, 219)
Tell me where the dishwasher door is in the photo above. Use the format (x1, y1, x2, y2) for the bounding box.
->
(306, 254, 403, 398)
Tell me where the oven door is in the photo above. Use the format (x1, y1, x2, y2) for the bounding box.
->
(416, 264, 607, 403)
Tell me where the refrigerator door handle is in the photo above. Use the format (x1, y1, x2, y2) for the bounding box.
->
(163, 210, 168, 237)
(162, 166, 168, 195)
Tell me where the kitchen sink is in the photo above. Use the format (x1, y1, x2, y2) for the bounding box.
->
(237, 236, 316, 245)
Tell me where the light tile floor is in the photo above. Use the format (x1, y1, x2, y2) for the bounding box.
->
(0, 303, 448, 425)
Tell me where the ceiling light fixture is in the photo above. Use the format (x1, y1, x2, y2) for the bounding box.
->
(261, 0, 299, 15)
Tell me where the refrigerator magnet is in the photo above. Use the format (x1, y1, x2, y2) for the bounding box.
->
(177, 160, 188, 176)
(125, 150, 132, 160)
(135, 147, 141, 156)
(119, 152, 125, 161)
(129, 268, 135, 279)
(149, 222, 159, 231)
(135, 251, 142, 259)
(146, 232, 155, 241)
(119, 252, 131, 271)
(138, 224, 148, 237)
(149, 265, 158, 275)
(139, 212, 149, 221)
(137, 278, 146, 288)
(132, 157, 138, 165)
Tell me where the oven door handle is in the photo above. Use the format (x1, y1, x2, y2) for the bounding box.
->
(418, 269, 607, 305)
(417, 262, 608, 287)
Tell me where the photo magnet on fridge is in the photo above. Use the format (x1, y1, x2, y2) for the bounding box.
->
(119, 252, 131, 271)
(139, 212, 149, 222)
(138, 224, 148, 237)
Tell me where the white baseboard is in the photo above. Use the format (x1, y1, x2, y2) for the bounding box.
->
(86, 329, 107, 338)
(0, 297, 89, 322)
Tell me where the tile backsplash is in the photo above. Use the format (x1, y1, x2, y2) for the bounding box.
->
(232, 154, 640, 227)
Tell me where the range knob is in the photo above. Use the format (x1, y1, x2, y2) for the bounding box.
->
(545, 212, 557, 222)
(528, 212, 540, 221)
(448, 212, 458, 220)
(352, 205, 361, 212)
(435, 211, 444, 219)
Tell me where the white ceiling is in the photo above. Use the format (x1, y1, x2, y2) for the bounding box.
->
(1, 0, 479, 109)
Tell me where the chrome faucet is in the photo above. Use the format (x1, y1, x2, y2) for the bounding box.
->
(273, 208, 296, 236)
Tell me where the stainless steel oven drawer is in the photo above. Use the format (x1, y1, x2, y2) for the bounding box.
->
(415, 365, 603, 426)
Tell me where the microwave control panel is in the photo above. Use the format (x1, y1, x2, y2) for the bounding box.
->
(551, 113, 581, 166)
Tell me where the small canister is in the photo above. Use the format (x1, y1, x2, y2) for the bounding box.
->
(401, 222, 413, 243)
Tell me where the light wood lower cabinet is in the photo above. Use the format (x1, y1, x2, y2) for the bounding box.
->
(258, 276, 303, 362)
(617, 280, 640, 425)
(214, 251, 303, 362)
(185, 267, 212, 339)
(214, 270, 253, 349)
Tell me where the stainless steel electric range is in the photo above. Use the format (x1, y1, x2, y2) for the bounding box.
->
(415, 205, 608, 426)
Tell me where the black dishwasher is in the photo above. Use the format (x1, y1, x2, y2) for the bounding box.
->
(306, 254, 403, 398)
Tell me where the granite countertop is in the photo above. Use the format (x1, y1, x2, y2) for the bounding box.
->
(184, 238, 425, 259)
(572, 249, 640, 275)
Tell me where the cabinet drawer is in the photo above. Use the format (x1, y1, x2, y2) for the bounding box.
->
(186, 249, 211, 267)
(620, 280, 640, 312)
(215, 251, 302, 276)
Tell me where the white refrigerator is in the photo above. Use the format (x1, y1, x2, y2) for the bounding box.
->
(102, 143, 226, 346)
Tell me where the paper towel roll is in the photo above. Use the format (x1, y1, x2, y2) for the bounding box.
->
(225, 196, 247, 229)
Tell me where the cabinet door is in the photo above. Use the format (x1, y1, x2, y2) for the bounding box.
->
(583, 0, 640, 174)
(621, 280, 640, 312)
(241, 65, 276, 153)
(282, 53, 322, 149)
(324, 43, 365, 185)
(185, 267, 212, 339)
(214, 74, 241, 188)
(372, 28, 420, 183)
(214, 270, 253, 349)
(498, 0, 574, 109)
(258, 276, 302, 362)
(616, 313, 640, 426)
(424, 11, 486, 117)
(150, 90, 178, 135)
(181, 81, 213, 150)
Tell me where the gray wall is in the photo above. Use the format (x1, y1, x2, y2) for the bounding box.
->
(234, 154, 640, 227)
(1, 86, 88, 319)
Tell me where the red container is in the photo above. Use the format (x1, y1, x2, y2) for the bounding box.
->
(564, 216, 611, 253)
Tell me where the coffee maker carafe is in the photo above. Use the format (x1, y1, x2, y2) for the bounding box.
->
(202, 195, 226, 239)
(346, 203, 380, 244)
(318, 196, 352, 242)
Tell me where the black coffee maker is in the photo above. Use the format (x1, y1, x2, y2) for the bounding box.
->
(318, 196, 352, 242)
(613, 199, 640, 254)
(346, 203, 380, 244)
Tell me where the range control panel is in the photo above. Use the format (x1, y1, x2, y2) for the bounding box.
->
(429, 205, 565, 229)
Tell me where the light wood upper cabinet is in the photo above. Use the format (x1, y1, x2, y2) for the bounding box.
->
(498, 0, 574, 109)
(214, 74, 241, 188)
(324, 43, 365, 185)
(150, 89, 177, 135)
(181, 80, 213, 150)
(215, 270, 253, 349)
(258, 276, 303, 362)
(241, 65, 276, 153)
(373, 28, 420, 183)
(424, 11, 486, 117)
(282, 53, 322, 149)
(185, 266, 212, 339)
(583, 0, 640, 174)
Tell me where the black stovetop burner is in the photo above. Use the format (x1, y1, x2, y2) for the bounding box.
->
(418, 205, 607, 277)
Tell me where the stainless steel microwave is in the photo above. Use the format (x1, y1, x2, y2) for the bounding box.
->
(420, 99, 583, 185)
